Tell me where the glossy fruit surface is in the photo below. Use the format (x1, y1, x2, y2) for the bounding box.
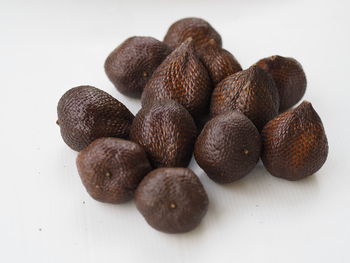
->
(135, 167, 209, 233)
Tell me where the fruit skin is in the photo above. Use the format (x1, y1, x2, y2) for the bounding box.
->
(194, 111, 261, 184)
(210, 65, 280, 131)
(197, 39, 242, 85)
(57, 86, 134, 151)
(141, 38, 212, 119)
(261, 101, 328, 181)
(76, 138, 152, 203)
(256, 55, 307, 112)
(135, 167, 209, 233)
(163, 17, 222, 52)
(105, 36, 171, 98)
(130, 99, 197, 168)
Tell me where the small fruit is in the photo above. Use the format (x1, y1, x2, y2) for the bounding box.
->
(197, 39, 242, 85)
(142, 38, 212, 119)
(195, 111, 261, 183)
(57, 86, 134, 151)
(130, 99, 197, 168)
(163, 17, 222, 52)
(77, 138, 152, 203)
(210, 65, 279, 131)
(256, 55, 307, 112)
(105, 36, 171, 97)
(261, 101, 328, 180)
(135, 167, 209, 233)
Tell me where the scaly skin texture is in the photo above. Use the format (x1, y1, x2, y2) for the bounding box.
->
(57, 86, 134, 151)
(194, 111, 261, 184)
(141, 38, 212, 119)
(261, 101, 328, 180)
(105, 36, 172, 98)
(210, 65, 280, 131)
(130, 100, 197, 168)
(76, 138, 152, 203)
(135, 168, 209, 233)
(197, 39, 242, 85)
(256, 55, 307, 112)
(163, 17, 222, 52)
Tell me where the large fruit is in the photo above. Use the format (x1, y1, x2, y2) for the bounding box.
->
(210, 65, 279, 131)
(261, 101, 328, 180)
(130, 99, 197, 168)
(57, 85, 134, 151)
(105, 36, 171, 98)
(256, 55, 307, 112)
(77, 138, 152, 203)
(163, 17, 222, 52)
(141, 38, 212, 119)
(195, 111, 261, 184)
(135, 167, 209, 233)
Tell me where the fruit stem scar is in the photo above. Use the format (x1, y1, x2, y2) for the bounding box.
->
(56, 120, 60, 125)
(170, 203, 176, 209)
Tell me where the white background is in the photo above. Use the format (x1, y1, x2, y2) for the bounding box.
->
(1, 0, 349, 262)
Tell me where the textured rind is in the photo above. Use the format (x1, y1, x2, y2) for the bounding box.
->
(261, 101, 328, 180)
(130, 100, 197, 168)
(197, 40, 242, 85)
(104, 36, 172, 98)
(210, 65, 280, 131)
(141, 38, 212, 119)
(135, 168, 209, 233)
(76, 138, 152, 203)
(256, 55, 307, 112)
(57, 86, 134, 151)
(195, 111, 261, 184)
(163, 17, 222, 52)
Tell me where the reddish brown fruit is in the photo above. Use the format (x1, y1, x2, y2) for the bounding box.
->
(163, 17, 222, 52)
(194, 111, 261, 184)
(135, 168, 209, 233)
(76, 138, 152, 203)
(130, 100, 197, 168)
(210, 65, 279, 131)
(256, 55, 307, 112)
(261, 101, 328, 180)
(141, 38, 212, 119)
(105, 36, 171, 97)
(197, 39, 242, 85)
(57, 86, 134, 151)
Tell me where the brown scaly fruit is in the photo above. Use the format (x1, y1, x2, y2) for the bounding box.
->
(130, 99, 197, 168)
(197, 39, 242, 85)
(210, 65, 280, 131)
(255, 55, 307, 112)
(57, 86, 134, 151)
(141, 38, 212, 119)
(135, 168, 209, 233)
(261, 101, 328, 181)
(163, 17, 222, 52)
(77, 138, 152, 203)
(194, 111, 261, 184)
(104, 36, 172, 98)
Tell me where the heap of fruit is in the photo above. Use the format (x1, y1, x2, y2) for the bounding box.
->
(57, 18, 329, 234)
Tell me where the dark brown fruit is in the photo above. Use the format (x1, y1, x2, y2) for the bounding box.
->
(135, 168, 209, 233)
(130, 99, 197, 168)
(195, 111, 261, 184)
(210, 65, 279, 131)
(256, 55, 307, 112)
(261, 101, 328, 181)
(163, 17, 222, 52)
(57, 86, 134, 151)
(197, 39, 242, 85)
(76, 138, 152, 203)
(141, 38, 212, 119)
(105, 36, 171, 98)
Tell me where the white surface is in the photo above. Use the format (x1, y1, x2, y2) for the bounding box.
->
(1, 0, 349, 262)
